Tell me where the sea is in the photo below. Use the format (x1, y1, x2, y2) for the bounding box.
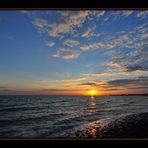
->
(0, 95, 148, 137)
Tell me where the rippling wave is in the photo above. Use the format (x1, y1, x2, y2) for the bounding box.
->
(0, 95, 148, 137)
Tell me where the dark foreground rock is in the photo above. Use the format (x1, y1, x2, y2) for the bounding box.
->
(75, 112, 148, 138)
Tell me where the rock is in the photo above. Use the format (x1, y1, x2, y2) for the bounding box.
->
(75, 112, 148, 138)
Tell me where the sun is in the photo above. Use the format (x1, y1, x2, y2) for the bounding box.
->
(88, 89, 97, 96)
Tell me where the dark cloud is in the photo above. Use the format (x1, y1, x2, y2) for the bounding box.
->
(125, 86, 148, 90)
(0, 89, 10, 91)
(41, 89, 67, 91)
(103, 88, 125, 91)
(0, 89, 37, 95)
(0, 86, 7, 89)
(41, 89, 80, 91)
(125, 65, 148, 72)
(108, 76, 148, 87)
(79, 82, 96, 86)
(0, 87, 10, 92)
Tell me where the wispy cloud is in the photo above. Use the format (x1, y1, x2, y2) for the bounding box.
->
(97, 11, 105, 17)
(34, 79, 49, 84)
(56, 77, 86, 83)
(40, 88, 81, 91)
(110, 10, 133, 18)
(80, 43, 103, 51)
(121, 11, 133, 17)
(33, 18, 48, 28)
(79, 34, 133, 53)
(106, 62, 121, 68)
(79, 82, 96, 86)
(59, 11, 70, 17)
(0, 86, 7, 89)
(46, 41, 55, 47)
(136, 11, 148, 19)
(82, 72, 116, 78)
(20, 10, 30, 14)
(63, 39, 80, 47)
(0, 86, 8, 91)
(52, 48, 81, 60)
(81, 27, 95, 38)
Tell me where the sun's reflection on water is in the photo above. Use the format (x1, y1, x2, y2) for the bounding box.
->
(89, 96, 96, 114)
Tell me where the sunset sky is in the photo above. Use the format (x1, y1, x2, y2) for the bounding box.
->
(0, 10, 148, 95)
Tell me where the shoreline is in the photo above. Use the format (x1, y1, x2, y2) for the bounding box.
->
(75, 112, 148, 138)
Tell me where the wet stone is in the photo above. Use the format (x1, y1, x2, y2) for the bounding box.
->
(75, 112, 148, 138)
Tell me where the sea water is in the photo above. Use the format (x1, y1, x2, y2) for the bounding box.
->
(0, 95, 148, 137)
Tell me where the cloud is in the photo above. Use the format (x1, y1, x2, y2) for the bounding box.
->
(77, 76, 148, 92)
(55, 21, 148, 72)
(107, 34, 134, 49)
(108, 76, 148, 87)
(80, 68, 148, 84)
(136, 11, 148, 19)
(33, 79, 49, 85)
(63, 39, 80, 47)
(81, 27, 94, 38)
(56, 77, 86, 83)
(33, 18, 48, 28)
(86, 76, 148, 92)
(140, 33, 148, 39)
(0, 86, 6, 88)
(110, 10, 133, 18)
(106, 62, 121, 68)
(32, 11, 148, 70)
(80, 34, 134, 53)
(121, 11, 133, 17)
(78, 80, 122, 91)
(52, 48, 81, 60)
(20, 10, 30, 14)
(135, 23, 148, 35)
(77, 34, 134, 56)
(100, 11, 133, 26)
(33, 11, 91, 38)
(97, 11, 105, 17)
(109, 45, 148, 73)
(80, 82, 96, 86)
(59, 11, 70, 17)
(125, 65, 148, 72)
(105, 22, 148, 73)
(80, 43, 104, 51)
(41, 88, 73, 91)
(46, 42, 55, 47)
(52, 23, 147, 60)
(32, 11, 148, 40)
(32, 18, 50, 36)
(38, 88, 85, 95)
(0, 86, 8, 89)
(82, 71, 121, 78)
(68, 11, 91, 27)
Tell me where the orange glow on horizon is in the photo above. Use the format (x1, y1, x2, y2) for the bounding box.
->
(18, 86, 142, 96)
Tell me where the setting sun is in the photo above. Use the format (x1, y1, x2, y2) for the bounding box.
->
(88, 89, 97, 96)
